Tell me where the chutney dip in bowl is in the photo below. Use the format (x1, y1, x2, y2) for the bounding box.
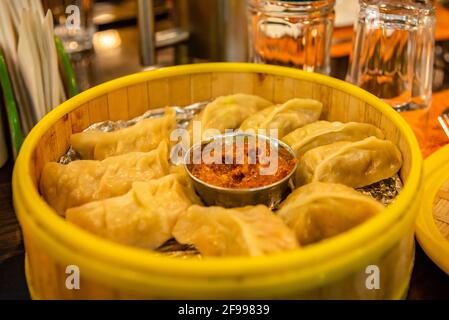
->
(184, 133, 298, 208)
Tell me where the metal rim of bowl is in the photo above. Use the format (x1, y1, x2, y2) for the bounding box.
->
(183, 132, 298, 193)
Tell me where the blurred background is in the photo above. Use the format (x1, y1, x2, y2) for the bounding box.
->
(44, 0, 251, 91)
(36, 0, 449, 91)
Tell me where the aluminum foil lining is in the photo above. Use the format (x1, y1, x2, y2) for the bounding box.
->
(357, 175, 403, 206)
(156, 239, 202, 258)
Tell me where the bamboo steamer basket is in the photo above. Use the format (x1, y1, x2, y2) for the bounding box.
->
(416, 144, 449, 276)
(13, 63, 422, 299)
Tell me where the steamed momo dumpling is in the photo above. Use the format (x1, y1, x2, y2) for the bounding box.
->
(71, 108, 176, 160)
(240, 98, 322, 138)
(173, 205, 299, 257)
(296, 137, 402, 188)
(278, 182, 384, 245)
(66, 174, 202, 249)
(40, 141, 170, 215)
(282, 121, 384, 157)
(195, 94, 273, 138)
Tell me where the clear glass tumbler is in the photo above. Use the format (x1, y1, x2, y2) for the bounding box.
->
(48, 0, 96, 53)
(248, 0, 335, 75)
(347, 0, 436, 112)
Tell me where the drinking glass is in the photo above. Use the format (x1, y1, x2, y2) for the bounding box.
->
(346, 0, 436, 151)
(248, 0, 335, 75)
(45, 0, 96, 53)
(347, 0, 436, 112)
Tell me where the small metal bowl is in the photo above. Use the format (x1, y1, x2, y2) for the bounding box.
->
(183, 133, 298, 209)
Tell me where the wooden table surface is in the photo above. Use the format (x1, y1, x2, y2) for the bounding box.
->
(2, 9, 449, 299)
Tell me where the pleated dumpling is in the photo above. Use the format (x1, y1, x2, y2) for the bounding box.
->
(71, 108, 176, 160)
(240, 98, 322, 138)
(40, 141, 170, 215)
(296, 137, 402, 188)
(278, 182, 384, 245)
(173, 205, 299, 257)
(195, 94, 273, 138)
(282, 121, 384, 157)
(66, 174, 202, 249)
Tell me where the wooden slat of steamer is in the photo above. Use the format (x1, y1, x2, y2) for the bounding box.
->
(32, 147, 44, 187)
(315, 84, 332, 120)
(232, 73, 254, 95)
(363, 102, 384, 129)
(33, 137, 47, 187)
(294, 79, 315, 99)
(434, 179, 449, 240)
(294, 80, 333, 120)
(191, 73, 212, 102)
(273, 75, 295, 104)
(253, 73, 275, 102)
(434, 206, 449, 241)
(147, 78, 170, 109)
(53, 114, 72, 160)
(88, 95, 109, 124)
(69, 103, 91, 134)
(327, 89, 350, 122)
(33, 125, 59, 186)
(211, 72, 234, 98)
(108, 88, 129, 121)
(169, 75, 191, 107)
(127, 83, 149, 118)
(343, 95, 367, 123)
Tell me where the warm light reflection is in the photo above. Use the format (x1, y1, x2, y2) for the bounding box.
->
(68, 41, 79, 51)
(94, 13, 116, 25)
(93, 30, 122, 51)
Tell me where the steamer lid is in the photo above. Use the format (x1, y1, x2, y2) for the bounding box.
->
(416, 144, 449, 275)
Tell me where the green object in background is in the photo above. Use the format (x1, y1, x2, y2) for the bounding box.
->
(0, 49, 25, 157)
(0, 38, 78, 159)
(55, 36, 79, 98)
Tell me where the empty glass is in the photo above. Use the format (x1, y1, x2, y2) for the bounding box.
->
(347, 0, 436, 112)
(248, 0, 335, 74)
(47, 0, 96, 53)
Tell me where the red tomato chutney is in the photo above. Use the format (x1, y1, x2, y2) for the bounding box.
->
(187, 138, 297, 189)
